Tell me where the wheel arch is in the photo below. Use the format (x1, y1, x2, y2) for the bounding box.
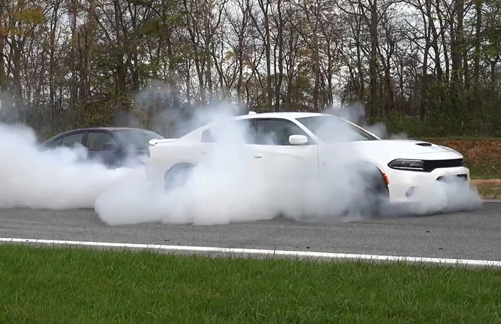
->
(163, 162, 198, 190)
(166, 162, 197, 173)
(352, 159, 390, 195)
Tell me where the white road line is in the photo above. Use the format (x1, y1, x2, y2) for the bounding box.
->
(0, 237, 500, 267)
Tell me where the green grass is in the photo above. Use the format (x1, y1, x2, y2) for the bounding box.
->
(470, 173, 501, 180)
(1, 245, 501, 323)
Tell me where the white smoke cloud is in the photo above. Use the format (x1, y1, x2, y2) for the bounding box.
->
(392, 176, 482, 216)
(0, 93, 482, 225)
(94, 148, 370, 226)
(0, 123, 140, 210)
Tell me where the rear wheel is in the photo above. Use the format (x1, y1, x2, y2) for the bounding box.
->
(164, 163, 195, 191)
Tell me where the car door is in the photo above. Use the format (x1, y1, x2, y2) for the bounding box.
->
(252, 118, 319, 183)
(83, 131, 121, 166)
(199, 118, 261, 173)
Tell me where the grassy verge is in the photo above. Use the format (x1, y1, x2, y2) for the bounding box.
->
(1, 244, 501, 323)
(476, 187, 501, 199)
(470, 174, 501, 199)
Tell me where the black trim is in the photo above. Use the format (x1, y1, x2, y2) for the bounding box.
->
(423, 159, 463, 172)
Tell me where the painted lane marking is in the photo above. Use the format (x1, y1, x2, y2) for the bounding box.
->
(0, 237, 500, 267)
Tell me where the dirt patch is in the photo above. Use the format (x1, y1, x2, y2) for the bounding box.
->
(422, 139, 501, 176)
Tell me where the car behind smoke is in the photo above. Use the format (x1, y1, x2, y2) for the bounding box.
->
(43, 127, 165, 168)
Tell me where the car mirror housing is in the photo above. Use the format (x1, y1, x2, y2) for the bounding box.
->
(289, 134, 308, 145)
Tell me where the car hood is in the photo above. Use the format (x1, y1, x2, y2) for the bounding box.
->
(321, 139, 463, 162)
(358, 139, 460, 155)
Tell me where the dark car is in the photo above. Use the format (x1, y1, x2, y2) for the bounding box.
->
(42, 127, 165, 167)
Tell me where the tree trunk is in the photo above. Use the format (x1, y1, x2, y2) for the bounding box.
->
(473, 0, 482, 105)
(275, 0, 284, 111)
(369, 0, 378, 119)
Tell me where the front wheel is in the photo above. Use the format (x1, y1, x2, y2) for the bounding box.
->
(353, 163, 389, 217)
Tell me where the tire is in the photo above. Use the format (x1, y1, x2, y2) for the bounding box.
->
(164, 163, 195, 191)
(353, 162, 389, 217)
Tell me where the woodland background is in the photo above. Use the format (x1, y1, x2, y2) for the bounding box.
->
(0, 0, 500, 138)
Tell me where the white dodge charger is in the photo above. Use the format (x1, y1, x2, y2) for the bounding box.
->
(144, 112, 470, 205)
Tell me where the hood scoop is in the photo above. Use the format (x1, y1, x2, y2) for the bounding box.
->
(416, 142, 432, 147)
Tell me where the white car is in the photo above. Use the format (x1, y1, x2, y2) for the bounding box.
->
(144, 112, 470, 206)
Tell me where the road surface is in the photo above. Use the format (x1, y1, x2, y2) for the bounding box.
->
(0, 202, 500, 261)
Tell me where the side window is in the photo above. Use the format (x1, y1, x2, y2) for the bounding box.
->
(86, 132, 116, 151)
(47, 137, 62, 147)
(256, 119, 309, 145)
(201, 120, 256, 144)
(61, 133, 84, 147)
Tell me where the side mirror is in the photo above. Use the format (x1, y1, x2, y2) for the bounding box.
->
(289, 134, 308, 145)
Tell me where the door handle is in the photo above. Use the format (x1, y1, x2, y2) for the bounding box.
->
(253, 153, 263, 159)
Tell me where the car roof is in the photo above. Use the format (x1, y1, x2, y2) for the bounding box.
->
(51, 127, 155, 136)
(43, 127, 155, 143)
(65, 127, 147, 132)
(237, 111, 331, 120)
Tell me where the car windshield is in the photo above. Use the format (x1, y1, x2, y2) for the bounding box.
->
(114, 129, 165, 150)
(297, 116, 378, 142)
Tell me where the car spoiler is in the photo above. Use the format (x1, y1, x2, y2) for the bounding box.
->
(149, 138, 177, 146)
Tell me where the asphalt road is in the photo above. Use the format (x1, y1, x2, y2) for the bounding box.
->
(0, 202, 500, 261)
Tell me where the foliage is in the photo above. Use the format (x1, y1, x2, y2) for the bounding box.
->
(0, 0, 500, 137)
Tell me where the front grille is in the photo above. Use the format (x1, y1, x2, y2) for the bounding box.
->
(423, 159, 463, 172)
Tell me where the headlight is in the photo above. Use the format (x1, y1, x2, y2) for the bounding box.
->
(388, 159, 425, 171)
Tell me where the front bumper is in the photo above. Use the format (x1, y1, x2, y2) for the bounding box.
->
(385, 166, 471, 203)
